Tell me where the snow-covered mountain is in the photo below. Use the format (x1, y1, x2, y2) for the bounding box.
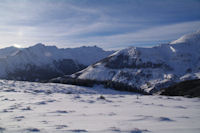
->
(58, 31, 200, 93)
(0, 44, 114, 81)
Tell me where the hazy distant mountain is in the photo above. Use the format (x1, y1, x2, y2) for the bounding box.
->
(52, 31, 200, 94)
(0, 46, 19, 59)
(0, 44, 114, 81)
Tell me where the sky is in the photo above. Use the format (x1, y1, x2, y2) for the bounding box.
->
(0, 0, 200, 50)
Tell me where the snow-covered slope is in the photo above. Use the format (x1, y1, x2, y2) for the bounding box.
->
(71, 31, 200, 93)
(0, 79, 200, 133)
(0, 44, 114, 81)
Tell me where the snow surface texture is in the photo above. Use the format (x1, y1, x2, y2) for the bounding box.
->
(0, 80, 200, 133)
(74, 31, 200, 93)
(0, 44, 114, 78)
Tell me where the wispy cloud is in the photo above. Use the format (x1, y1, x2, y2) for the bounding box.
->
(0, 0, 200, 49)
(61, 20, 200, 50)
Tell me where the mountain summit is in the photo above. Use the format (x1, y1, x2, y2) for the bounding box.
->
(170, 30, 200, 45)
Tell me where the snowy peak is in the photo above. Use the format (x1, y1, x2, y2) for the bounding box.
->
(30, 43, 58, 50)
(170, 30, 200, 45)
(32, 43, 46, 48)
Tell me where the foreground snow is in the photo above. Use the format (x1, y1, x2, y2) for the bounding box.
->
(0, 80, 200, 133)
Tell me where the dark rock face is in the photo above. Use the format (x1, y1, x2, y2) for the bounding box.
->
(104, 54, 173, 70)
(53, 59, 86, 74)
(6, 59, 86, 82)
(7, 64, 59, 81)
(160, 79, 200, 97)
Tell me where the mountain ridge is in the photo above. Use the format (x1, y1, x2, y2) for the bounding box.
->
(0, 44, 114, 81)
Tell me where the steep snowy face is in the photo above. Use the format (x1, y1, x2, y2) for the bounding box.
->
(0, 44, 114, 81)
(75, 31, 200, 93)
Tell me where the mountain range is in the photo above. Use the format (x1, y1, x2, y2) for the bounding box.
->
(51, 31, 200, 94)
(0, 31, 200, 96)
(0, 44, 114, 81)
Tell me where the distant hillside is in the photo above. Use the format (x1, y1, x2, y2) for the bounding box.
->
(0, 44, 114, 81)
(160, 79, 200, 97)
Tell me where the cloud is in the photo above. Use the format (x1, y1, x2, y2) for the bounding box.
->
(71, 20, 200, 49)
(0, 0, 200, 49)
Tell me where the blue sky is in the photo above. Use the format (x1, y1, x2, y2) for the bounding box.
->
(0, 0, 200, 50)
